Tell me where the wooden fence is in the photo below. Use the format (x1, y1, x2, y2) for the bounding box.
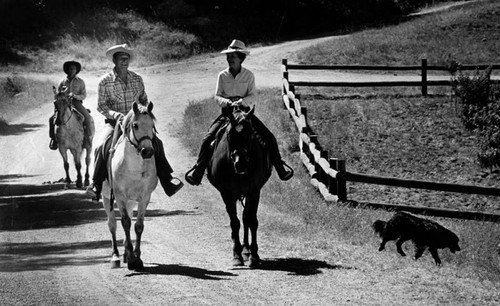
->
(281, 59, 500, 222)
(282, 59, 500, 96)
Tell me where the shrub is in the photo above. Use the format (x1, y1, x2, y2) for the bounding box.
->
(453, 66, 500, 169)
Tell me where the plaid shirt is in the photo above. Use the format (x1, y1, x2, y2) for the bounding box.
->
(58, 76, 86, 101)
(97, 69, 148, 119)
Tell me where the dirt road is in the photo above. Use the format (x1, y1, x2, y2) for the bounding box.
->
(1, 16, 500, 304)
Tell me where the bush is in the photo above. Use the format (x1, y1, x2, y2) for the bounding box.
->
(453, 66, 500, 169)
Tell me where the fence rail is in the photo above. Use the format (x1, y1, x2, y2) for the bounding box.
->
(281, 58, 500, 222)
(283, 59, 500, 96)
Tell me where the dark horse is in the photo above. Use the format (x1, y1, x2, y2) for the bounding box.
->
(207, 105, 272, 268)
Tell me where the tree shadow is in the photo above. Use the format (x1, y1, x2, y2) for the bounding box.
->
(126, 263, 238, 280)
(0, 123, 45, 135)
(0, 180, 197, 231)
(0, 240, 111, 272)
(255, 257, 355, 276)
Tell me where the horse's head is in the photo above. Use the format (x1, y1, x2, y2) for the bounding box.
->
(123, 102, 156, 159)
(52, 86, 71, 125)
(227, 105, 255, 175)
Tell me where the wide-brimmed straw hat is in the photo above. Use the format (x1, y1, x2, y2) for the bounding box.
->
(220, 39, 250, 55)
(63, 60, 81, 74)
(105, 44, 135, 62)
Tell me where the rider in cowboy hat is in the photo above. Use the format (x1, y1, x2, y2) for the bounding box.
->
(86, 44, 183, 200)
(185, 39, 293, 185)
(49, 60, 93, 149)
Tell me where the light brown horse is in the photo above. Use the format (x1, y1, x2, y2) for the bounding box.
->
(53, 86, 94, 188)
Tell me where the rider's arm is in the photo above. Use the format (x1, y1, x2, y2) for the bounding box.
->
(97, 79, 119, 120)
(72, 78, 86, 101)
(215, 72, 232, 108)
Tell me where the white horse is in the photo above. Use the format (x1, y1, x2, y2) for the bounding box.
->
(101, 102, 158, 270)
(53, 86, 94, 188)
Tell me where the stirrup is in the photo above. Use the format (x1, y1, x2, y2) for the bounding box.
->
(86, 183, 100, 201)
(280, 161, 294, 181)
(185, 165, 203, 186)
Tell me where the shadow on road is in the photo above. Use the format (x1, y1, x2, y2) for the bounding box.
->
(126, 263, 238, 280)
(257, 257, 354, 276)
(0, 123, 44, 135)
(0, 179, 198, 231)
(0, 240, 111, 272)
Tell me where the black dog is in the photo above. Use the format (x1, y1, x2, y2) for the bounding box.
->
(373, 211, 460, 266)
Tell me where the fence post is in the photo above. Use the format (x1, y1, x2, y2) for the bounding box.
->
(309, 135, 317, 165)
(329, 158, 338, 195)
(301, 107, 308, 134)
(318, 150, 328, 185)
(421, 58, 428, 96)
(333, 159, 347, 201)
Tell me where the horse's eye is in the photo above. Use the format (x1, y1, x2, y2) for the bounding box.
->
(133, 123, 139, 130)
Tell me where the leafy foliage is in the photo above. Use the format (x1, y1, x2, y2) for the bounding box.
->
(453, 66, 500, 169)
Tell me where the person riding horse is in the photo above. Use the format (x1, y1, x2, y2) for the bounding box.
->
(49, 60, 93, 150)
(86, 44, 183, 201)
(185, 39, 293, 185)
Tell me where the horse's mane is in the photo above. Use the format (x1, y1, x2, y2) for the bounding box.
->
(122, 103, 156, 135)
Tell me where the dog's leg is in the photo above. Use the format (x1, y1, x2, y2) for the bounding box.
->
(396, 238, 407, 256)
(429, 248, 442, 266)
(413, 246, 426, 261)
(378, 240, 387, 251)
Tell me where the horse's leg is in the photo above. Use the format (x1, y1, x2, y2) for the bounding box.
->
(222, 192, 243, 266)
(244, 190, 261, 268)
(71, 148, 83, 188)
(102, 195, 120, 268)
(118, 201, 137, 270)
(59, 148, 71, 188)
(84, 147, 91, 186)
(132, 197, 150, 271)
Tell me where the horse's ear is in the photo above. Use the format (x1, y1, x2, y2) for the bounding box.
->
(247, 105, 255, 117)
(133, 102, 139, 114)
(147, 102, 153, 113)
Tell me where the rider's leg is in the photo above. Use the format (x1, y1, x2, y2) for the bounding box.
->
(49, 115, 58, 150)
(185, 115, 226, 185)
(72, 100, 94, 144)
(86, 124, 114, 200)
(250, 116, 293, 181)
(152, 136, 183, 197)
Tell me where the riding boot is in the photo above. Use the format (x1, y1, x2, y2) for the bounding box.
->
(185, 135, 214, 185)
(49, 116, 58, 150)
(250, 116, 294, 181)
(86, 136, 111, 200)
(152, 137, 183, 197)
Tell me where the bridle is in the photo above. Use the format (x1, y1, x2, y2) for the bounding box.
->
(124, 114, 155, 154)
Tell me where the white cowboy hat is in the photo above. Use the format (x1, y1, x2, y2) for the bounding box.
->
(220, 39, 250, 55)
(105, 44, 135, 62)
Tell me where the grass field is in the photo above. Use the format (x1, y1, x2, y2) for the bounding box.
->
(179, 0, 500, 283)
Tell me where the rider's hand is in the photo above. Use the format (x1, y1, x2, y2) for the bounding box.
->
(68, 92, 75, 99)
(231, 99, 243, 107)
(112, 112, 124, 122)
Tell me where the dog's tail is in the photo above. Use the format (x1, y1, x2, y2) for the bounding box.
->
(372, 220, 386, 236)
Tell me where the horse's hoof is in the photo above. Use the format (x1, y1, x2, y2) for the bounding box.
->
(123, 254, 128, 263)
(110, 254, 120, 269)
(248, 254, 261, 269)
(84, 179, 90, 187)
(242, 247, 251, 262)
(127, 259, 144, 271)
(232, 256, 244, 267)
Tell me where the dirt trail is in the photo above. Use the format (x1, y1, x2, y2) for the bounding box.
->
(1, 5, 500, 304)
